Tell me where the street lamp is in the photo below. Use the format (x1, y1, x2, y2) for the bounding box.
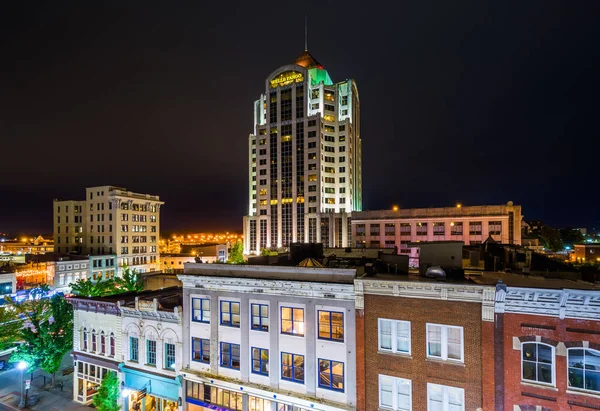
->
(17, 361, 28, 408)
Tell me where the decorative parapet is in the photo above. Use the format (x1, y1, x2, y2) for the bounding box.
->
(68, 298, 120, 316)
(179, 275, 355, 302)
(355, 278, 495, 322)
(118, 299, 181, 324)
(494, 287, 600, 320)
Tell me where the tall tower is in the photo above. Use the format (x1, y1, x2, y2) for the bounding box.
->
(243, 50, 362, 254)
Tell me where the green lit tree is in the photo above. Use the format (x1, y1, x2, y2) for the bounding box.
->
(8, 286, 73, 387)
(0, 302, 23, 351)
(227, 240, 245, 264)
(260, 248, 278, 257)
(92, 371, 120, 411)
(69, 278, 117, 297)
(115, 265, 143, 292)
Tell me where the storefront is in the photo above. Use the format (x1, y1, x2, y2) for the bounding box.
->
(73, 353, 120, 405)
(120, 365, 181, 411)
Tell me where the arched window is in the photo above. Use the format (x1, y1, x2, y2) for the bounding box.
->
(109, 333, 115, 357)
(100, 331, 106, 355)
(91, 329, 97, 352)
(82, 328, 88, 351)
(568, 348, 600, 392)
(522, 342, 554, 385)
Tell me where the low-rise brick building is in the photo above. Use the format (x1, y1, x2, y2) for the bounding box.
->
(494, 285, 600, 411)
(355, 275, 495, 410)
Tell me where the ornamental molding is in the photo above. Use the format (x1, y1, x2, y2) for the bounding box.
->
(495, 287, 600, 320)
(179, 275, 354, 302)
(119, 306, 181, 324)
(354, 279, 495, 322)
(68, 299, 120, 316)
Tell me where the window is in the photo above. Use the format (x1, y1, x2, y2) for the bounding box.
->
(318, 311, 344, 341)
(92, 330, 97, 352)
(427, 383, 464, 411)
(192, 298, 210, 323)
(130, 337, 139, 362)
(379, 319, 411, 354)
(318, 359, 344, 392)
(252, 348, 269, 376)
(568, 348, 600, 392)
(220, 342, 240, 370)
(109, 333, 115, 357)
(220, 301, 240, 327)
(426, 324, 463, 362)
(522, 342, 554, 385)
(379, 375, 411, 411)
(281, 353, 304, 383)
(147, 340, 157, 366)
(192, 338, 210, 364)
(164, 343, 176, 370)
(281, 307, 304, 336)
(251, 304, 269, 331)
(82, 328, 88, 351)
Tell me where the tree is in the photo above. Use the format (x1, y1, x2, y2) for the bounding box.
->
(560, 227, 585, 248)
(8, 287, 73, 387)
(227, 240, 245, 264)
(69, 278, 117, 297)
(92, 371, 120, 411)
(0, 303, 22, 351)
(115, 265, 143, 293)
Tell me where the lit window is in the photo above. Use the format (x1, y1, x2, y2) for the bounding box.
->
(251, 347, 269, 376)
(220, 342, 240, 370)
(251, 304, 269, 331)
(220, 301, 240, 327)
(281, 307, 304, 336)
(426, 324, 463, 362)
(379, 319, 411, 354)
(568, 348, 600, 392)
(379, 375, 411, 410)
(192, 338, 210, 364)
(192, 298, 210, 323)
(281, 352, 304, 383)
(318, 359, 344, 392)
(318, 311, 344, 341)
(427, 383, 464, 411)
(522, 342, 554, 385)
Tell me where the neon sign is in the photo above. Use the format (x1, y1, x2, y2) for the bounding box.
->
(269, 71, 303, 88)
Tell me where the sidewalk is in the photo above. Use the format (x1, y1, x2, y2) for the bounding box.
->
(0, 352, 91, 411)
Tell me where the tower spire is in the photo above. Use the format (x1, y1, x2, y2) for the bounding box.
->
(304, 15, 308, 51)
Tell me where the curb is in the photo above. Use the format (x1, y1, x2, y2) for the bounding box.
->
(0, 401, 22, 411)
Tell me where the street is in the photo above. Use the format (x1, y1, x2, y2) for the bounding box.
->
(0, 352, 89, 411)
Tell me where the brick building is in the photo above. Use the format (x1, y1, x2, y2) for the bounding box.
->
(494, 285, 600, 410)
(355, 276, 495, 410)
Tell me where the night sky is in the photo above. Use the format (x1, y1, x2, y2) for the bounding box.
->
(2, 1, 599, 235)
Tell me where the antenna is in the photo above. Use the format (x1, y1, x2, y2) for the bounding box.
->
(304, 15, 308, 51)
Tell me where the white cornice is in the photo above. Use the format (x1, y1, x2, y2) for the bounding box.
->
(355, 279, 495, 322)
(179, 275, 354, 301)
(495, 287, 600, 320)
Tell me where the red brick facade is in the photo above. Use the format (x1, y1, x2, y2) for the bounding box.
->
(359, 293, 488, 410)
(498, 312, 600, 410)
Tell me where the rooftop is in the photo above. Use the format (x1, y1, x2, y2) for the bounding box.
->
(352, 202, 520, 220)
(467, 271, 600, 290)
(181, 263, 356, 284)
(294, 50, 322, 69)
(68, 286, 182, 311)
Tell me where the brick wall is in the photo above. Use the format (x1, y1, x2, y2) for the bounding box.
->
(363, 294, 484, 410)
(482, 320, 496, 410)
(501, 313, 600, 410)
(356, 309, 366, 411)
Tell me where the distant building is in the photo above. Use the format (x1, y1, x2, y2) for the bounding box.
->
(179, 243, 228, 263)
(50, 254, 117, 292)
(0, 235, 53, 255)
(352, 201, 523, 248)
(0, 272, 16, 300)
(571, 243, 600, 263)
(53, 185, 164, 273)
(243, 49, 362, 254)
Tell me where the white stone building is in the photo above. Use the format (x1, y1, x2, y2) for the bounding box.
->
(178, 263, 357, 411)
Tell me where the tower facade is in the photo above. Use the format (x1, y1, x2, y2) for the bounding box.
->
(243, 50, 362, 254)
